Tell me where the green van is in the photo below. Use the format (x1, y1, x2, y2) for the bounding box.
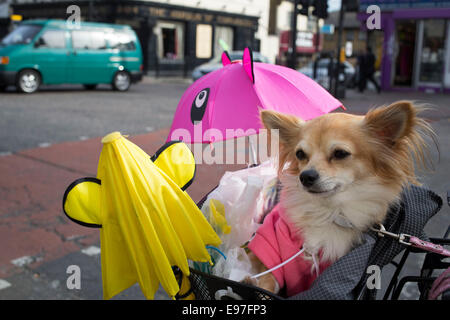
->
(0, 19, 143, 93)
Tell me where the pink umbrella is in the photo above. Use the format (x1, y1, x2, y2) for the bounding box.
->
(167, 48, 344, 144)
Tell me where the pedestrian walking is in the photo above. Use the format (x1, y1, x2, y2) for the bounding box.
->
(358, 46, 381, 93)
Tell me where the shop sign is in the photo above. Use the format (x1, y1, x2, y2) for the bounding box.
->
(359, 0, 450, 11)
(279, 30, 320, 54)
(321, 24, 334, 35)
(144, 5, 255, 28)
(296, 31, 314, 48)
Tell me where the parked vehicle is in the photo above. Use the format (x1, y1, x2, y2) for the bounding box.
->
(0, 19, 143, 93)
(298, 58, 356, 89)
(192, 51, 270, 81)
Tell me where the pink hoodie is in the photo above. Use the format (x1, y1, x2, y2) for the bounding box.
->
(248, 204, 330, 297)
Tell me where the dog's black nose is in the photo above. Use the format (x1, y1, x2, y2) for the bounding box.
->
(300, 170, 319, 187)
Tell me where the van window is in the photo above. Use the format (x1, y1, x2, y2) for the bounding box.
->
(90, 31, 107, 50)
(1, 24, 42, 45)
(72, 30, 107, 50)
(107, 31, 136, 51)
(36, 30, 66, 49)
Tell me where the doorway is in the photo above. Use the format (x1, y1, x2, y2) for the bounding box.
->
(162, 28, 176, 59)
(155, 21, 185, 61)
(393, 20, 416, 86)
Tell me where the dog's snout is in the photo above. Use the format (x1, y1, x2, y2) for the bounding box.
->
(300, 170, 319, 187)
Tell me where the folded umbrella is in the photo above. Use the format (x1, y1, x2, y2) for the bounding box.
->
(62, 132, 221, 299)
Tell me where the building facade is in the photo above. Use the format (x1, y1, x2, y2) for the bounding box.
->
(10, 0, 260, 76)
(5, 0, 330, 74)
(274, 1, 323, 68)
(0, 0, 11, 38)
(358, 0, 450, 92)
(322, 12, 368, 58)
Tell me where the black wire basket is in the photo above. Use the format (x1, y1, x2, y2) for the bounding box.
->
(187, 267, 282, 300)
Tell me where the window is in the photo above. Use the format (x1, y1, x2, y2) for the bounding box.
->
(72, 31, 89, 49)
(213, 26, 233, 58)
(307, 17, 317, 33)
(393, 19, 416, 86)
(72, 30, 106, 50)
(324, 34, 334, 42)
(196, 24, 212, 59)
(346, 30, 354, 41)
(155, 21, 184, 60)
(107, 31, 136, 51)
(358, 30, 367, 41)
(36, 30, 66, 49)
(1, 24, 42, 45)
(419, 19, 446, 83)
(90, 31, 107, 50)
(162, 27, 176, 58)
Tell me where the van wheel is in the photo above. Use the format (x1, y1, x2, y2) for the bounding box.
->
(84, 84, 97, 90)
(112, 71, 131, 92)
(17, 69, 41, 93)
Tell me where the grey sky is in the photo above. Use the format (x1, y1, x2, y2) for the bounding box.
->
(328, 0, 341, 12)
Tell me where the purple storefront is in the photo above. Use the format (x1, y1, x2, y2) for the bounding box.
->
(358, 1, 450, 93)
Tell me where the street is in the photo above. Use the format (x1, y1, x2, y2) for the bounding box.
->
(0, 78, 449, 300)
(0, 77, 190, 154)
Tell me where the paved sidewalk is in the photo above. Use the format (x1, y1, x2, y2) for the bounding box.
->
(341, 89, 450, 120)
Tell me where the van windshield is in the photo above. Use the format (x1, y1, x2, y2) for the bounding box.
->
(1, 24, 42, 46)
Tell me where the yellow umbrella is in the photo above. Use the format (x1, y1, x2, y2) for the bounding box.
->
(62, 132, 221, 299)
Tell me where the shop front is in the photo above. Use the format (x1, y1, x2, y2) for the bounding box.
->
(277, 30, 321, 67)
(358, 1, 450, 92)
(11, 0, 259, 76)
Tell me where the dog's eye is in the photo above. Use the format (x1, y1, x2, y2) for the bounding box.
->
(333, 149, 350, 159)
(296, 149, 307, 161)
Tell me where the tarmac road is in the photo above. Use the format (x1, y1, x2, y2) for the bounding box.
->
(0, 77, 190, 154)
(0, 79, 448, 300)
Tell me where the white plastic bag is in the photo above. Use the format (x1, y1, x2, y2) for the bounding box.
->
(212, 247, 257, 282)
(200, 160, 278, 281)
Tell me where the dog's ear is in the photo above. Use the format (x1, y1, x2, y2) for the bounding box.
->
(363, 101, 416, 143)
(260, 110, 303, 146)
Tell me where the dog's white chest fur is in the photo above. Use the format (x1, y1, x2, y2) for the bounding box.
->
(280, 174, 398, 262)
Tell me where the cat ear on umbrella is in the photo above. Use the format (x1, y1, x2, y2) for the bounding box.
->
(242, 47, 255, 84)
(221, 51, 232, 66)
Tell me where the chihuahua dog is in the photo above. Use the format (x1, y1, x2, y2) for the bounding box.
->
(245, 101, 436, 295)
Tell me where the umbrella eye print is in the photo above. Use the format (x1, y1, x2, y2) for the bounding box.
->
(191, 88, 210, 124)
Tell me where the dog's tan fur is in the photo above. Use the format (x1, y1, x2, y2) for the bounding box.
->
(245, 101, 436, 293)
